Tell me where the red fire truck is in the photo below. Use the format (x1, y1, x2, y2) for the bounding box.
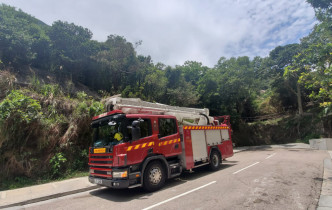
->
(88, 97, 233, 191)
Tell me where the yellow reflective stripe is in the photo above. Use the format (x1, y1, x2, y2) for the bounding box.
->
(148, 142, 154, 146)
(157, 139, 181, 146)
(142, 143, 147, 148)
(127, 146, 133, 151)
(134, 144, 140, 149)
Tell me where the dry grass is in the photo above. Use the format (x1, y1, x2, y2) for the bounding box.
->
(0, 70, 16, 98)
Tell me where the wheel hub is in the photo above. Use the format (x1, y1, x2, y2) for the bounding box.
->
(149, 167, 162, 184)
(212, 154, 219, 167)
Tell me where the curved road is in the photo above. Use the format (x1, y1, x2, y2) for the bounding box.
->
(23, 147, 328, 210)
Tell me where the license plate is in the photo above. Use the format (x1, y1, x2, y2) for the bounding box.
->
(94, 178, 102, 184)
(94, 148, 106, 153)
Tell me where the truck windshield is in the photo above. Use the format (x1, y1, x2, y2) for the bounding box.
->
(92, 114, 128, 147)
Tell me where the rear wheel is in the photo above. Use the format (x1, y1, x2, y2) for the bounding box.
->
(209, 150, 221, 171)
(143, 161, 166, 192)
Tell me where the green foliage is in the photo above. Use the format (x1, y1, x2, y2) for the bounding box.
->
(74, 92, 104, 118)
(74, 101, 88, 117)
(0, 90, 41, 123)
(31, 75, 62, 97)
(72, 149, 88, 171)
(298, 43, 332, 107)
(40, 84, 61, 97)
(307, 0, 332, 22)
(49, 152, 67, 178)
(0, 4, 50, 67)
(269, 44, 303, 112)
(76, 91, 88, 100)
(89, 101, 104, 117)
(198, 56, 263, 123)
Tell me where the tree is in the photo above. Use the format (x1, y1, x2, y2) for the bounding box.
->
(163, 66, 199, 106)
(180, 61, 208, 86)
(92, 35, 137, 93)
(298, 43, 332, 107)
(0, 4, 49, 67)
(198, 56, 261, 121)
(307, 0, 332, 21)
(269, 44, 304, 113)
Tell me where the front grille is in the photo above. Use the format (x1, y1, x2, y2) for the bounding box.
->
(92, 174, 111, 179)
(91, 161, 113, 164)
(92, 165, 109, 169)
(89, 150, 113, 178)
(94, 170, 108, 175)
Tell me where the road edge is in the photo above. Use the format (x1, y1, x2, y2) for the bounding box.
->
(317, 151, 332, 210)
(0, 185, 101, 209)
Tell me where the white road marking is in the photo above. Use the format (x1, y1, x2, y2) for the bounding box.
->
(142, 181, 216, 210)
(232, 162, 260, 175)
(265, 153, 276, 159)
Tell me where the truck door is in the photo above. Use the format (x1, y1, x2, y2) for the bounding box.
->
(125, 118, 154, 165)
(158, 117, 182, 157)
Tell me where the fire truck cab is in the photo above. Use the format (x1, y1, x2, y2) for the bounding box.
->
(88, 97, 233, 191)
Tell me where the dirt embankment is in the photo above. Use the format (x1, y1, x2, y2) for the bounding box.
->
(232, 115, 332, 146)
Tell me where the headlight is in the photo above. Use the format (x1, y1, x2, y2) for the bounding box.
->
(113, 170, 128, 178)
(89, 169, 94, 174)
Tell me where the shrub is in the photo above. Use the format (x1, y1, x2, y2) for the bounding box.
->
(0, 90, 41, 123)
(74, 98, 104, 118)
(40, 84, 61, 97)
(76, 91, 87, 100)
(72, 149, 88, 171)
(89, 101, 104, 116)
(50, 152, 67, 178)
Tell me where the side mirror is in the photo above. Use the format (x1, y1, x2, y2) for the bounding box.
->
(132, 120, 141, 141)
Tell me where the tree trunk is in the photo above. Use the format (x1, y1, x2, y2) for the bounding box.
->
(296, 83, 303, 116)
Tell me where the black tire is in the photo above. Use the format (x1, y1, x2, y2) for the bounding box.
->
(143, 161, 166, 192)
(209, 150, 221, 171)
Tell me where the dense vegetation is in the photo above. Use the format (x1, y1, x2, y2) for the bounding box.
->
(0, 0, 331, 189)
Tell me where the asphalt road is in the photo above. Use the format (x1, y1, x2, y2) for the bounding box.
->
(21, 147, 328, 210)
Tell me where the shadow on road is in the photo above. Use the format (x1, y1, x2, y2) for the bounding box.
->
(89, 162, 237, 202)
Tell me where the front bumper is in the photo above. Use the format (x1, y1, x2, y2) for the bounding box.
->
(89, 176, 130, 189)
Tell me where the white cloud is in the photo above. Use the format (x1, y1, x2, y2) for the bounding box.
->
(0, 0, 316, 67)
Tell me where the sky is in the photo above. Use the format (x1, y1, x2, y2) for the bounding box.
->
(0, 0, 317, 67)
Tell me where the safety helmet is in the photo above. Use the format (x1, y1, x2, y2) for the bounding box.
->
(114, 132, 123, 141)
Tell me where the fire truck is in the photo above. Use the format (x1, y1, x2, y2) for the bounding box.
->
(88, 97, 233, 191)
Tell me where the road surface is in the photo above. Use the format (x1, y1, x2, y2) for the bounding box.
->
(22, 147, 328, 210)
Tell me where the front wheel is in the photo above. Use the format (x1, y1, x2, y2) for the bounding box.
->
(143, 161, 166, 192)
(209, 150, 221, 171)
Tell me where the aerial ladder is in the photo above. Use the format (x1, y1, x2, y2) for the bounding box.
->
(104, 96, 215, 126)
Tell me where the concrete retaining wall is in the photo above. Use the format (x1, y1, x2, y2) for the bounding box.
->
(309, 138, 332, 150)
